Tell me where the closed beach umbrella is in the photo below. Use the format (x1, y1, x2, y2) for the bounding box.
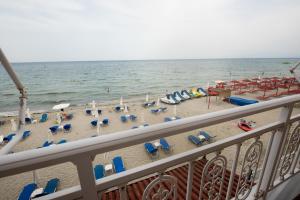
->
(124, 104, 128, 113)
(26, 108, 31, 118)
(146, 94, 149, 102)
(120, 96, 123, 106)
(10, 119, 17, 132)
(52, 103, 70, 110)
(156, 97, 160, 107)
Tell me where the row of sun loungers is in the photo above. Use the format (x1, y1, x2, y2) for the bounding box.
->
(0, 130, 32, 145)
(49, 124, 72, 134)
(120, 114, 137, 122)
(41, 139, 67, 148)
(91, 119, 109, 127)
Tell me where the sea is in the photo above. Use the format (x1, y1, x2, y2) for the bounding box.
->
(0, 58, 299, 114)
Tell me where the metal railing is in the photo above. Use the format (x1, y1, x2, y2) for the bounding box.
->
(0, 95, 300, 200)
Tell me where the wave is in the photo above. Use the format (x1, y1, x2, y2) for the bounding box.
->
(30, 91, 77, 96)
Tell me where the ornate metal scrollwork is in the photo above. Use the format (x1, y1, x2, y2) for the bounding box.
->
(235, 138, 263, 200)
(142, 173, 177, 200)
(279, 123, 300, 179)
(199, 152, 227, 200)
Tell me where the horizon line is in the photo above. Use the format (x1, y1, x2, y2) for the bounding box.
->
(11, 57, 300, 64)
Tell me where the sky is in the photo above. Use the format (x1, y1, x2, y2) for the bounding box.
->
(0, 0, 300, 62)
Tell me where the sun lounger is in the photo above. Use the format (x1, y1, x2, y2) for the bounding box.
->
(86, 109, 92, 115)
(63, 124, 72, 132)
(160, 138, 171, 153)
(97, 109, 102, 115)
(114, 106, 121, 112)
(94, 164, 105, 180)
(188, 135, 202, 146)
(198, 131, 214, 142)
(22, 131, 31, 140)
(18, 183, 37, 200)
(144, 143, 159, 159)
(43, 178, 60, 195)
(143, 101, 156, 108)
(49, 126, 59, 134)
(57, 139, 67, 144)
(91, 120, 98, 127)
(39, 113, 48, 123)
(113, 156, 125, 173)
(190, 88, 203, 98)
(25, 117, 32, 124)
(3, 133, 16, 142)
(151, 107, 167, 114)
(42, 140, 54, 147)
(129, 115, 137, 121)
(120, 115, 127, 122)
(102, 118, 109, 126)
(164, 116, 181, 122)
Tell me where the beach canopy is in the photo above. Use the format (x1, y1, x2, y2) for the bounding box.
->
(52, 103, 70, 110)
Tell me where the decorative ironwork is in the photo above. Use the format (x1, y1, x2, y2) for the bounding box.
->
(235, 138, 263, 200)
(142, 173, 177, 200)
(199, 152, 227, 200)
(279, 123, 300, 179)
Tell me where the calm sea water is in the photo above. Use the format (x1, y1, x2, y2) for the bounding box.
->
(0, 58, 298, 113)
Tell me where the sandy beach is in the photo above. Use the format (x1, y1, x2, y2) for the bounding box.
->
(0, 90, 300, 199)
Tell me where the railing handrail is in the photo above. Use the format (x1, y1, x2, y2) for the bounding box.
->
(0, 95, 300, 178)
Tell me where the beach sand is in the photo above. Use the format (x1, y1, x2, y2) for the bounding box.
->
(0, 91, 300, 199)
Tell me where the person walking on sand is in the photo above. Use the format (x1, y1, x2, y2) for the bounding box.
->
(289, 62, 300, 82)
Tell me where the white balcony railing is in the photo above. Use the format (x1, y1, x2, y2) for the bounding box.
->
(0, 95, 300, 200)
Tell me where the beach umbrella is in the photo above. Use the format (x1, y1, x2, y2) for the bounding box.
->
(173, 105, 177, 116)
(10, 119, 17, 132)
(120, 96, 123, 106)
(26, 108, 31, 118)
(124, 104, 128, 113)
(156, 97, 160, 107)
(52, 103, 70, 110)
(145, 94, 149, 102)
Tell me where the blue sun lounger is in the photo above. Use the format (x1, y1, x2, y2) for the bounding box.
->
(18, 183, 37, 200)
(25, 117, 32, 124)
(97, 109, 102, 115)
(63, 124, 72, 132)
(120, 115, 127, 122)
(151, 107, 167, 114)
(160, 138, 171, 153)
(188, 135, 202, 146)
(91, 120, 98, 127)
(143, 101, 156, 107)
(164, 116, 181, 122)
(144, 143, 159, 159)
(102, 118, 109, 126)
(43, 178, 60, 195)
(113, 156, 125, 173)
(4, 133, 16, 142)
(94, 164, 105, 180)
(22, 131, 31, 140)
(42, 140, 54, 147)
(49, 126, 59, 134)
(86, 109, 92, 115)
(40, 113, 48, 123)
(115, 106, 121, 112)
(57, 139, 67, 144)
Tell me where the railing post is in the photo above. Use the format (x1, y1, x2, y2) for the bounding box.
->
(226, 143, 241, 200)
(256, 104, 294, 199)
(186, 160, 195, 200)
(74, 155, 98, 200)
(119, 184, 128, 200)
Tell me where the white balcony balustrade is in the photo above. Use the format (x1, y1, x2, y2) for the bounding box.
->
(0, 95, 299, 199)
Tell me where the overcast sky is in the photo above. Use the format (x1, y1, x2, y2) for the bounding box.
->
(0, 0, 300, 62)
